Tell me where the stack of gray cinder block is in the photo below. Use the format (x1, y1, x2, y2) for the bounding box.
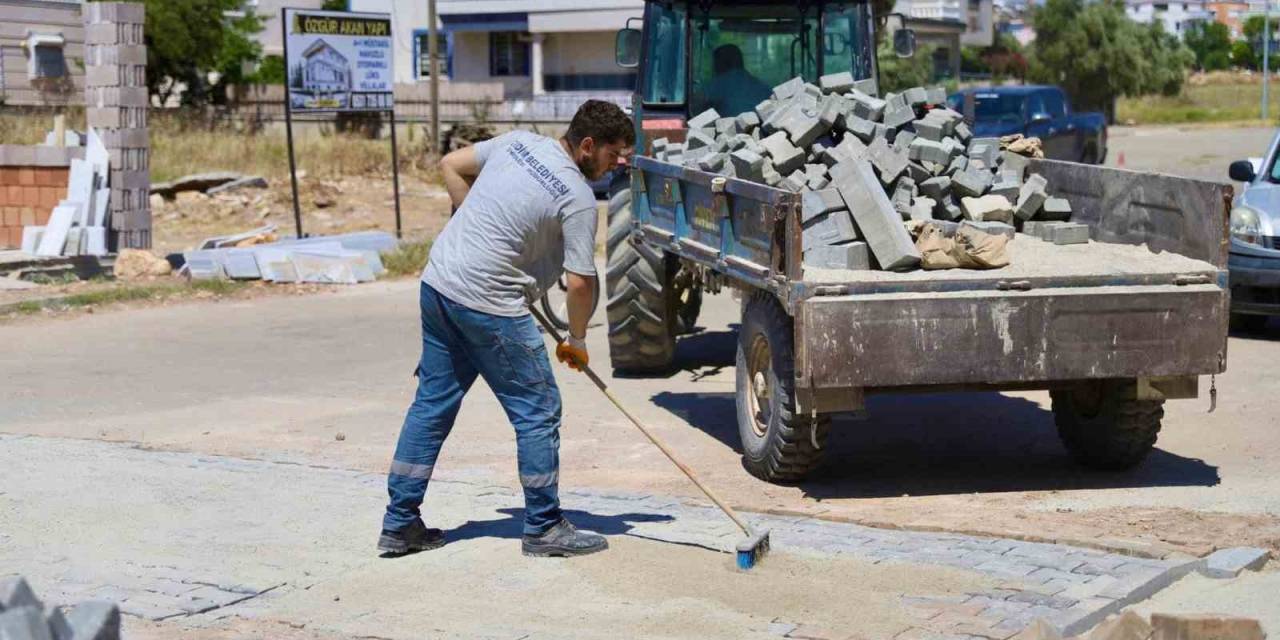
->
(84, 1, 150, 251)
(0, 576, 121, 640)
(656, 75, 1082, 271)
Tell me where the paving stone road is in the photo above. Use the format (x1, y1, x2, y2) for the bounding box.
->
(0, 434, 1202, 639)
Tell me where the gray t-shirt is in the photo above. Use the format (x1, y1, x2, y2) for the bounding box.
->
(422, 130, 598, 317)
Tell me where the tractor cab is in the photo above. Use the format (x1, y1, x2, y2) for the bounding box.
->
(617, 1, 882, 123)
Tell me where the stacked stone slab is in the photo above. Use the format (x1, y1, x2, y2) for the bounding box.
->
(655, 76, 1080, 271)
(83, 2, 150, 250)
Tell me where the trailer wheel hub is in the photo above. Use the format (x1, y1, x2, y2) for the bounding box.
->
(748, 335, 773, 437)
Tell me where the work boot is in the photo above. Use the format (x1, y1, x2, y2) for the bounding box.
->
(378, 519, 445, 555)
(521, 518, 608, 557)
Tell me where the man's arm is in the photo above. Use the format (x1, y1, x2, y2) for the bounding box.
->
(564, 272, 596, 340)
(439, 146, 481, 211)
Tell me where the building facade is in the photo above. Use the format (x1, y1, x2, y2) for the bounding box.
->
(347, 0, 642, 102)
(1206, 0, 1248, 37)
(0, 0, 85, 107)
(1124, 0, 1213, 38)
(895, 0, 994, 48)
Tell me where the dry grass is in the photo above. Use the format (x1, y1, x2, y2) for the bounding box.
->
(1118, 76, 1280, 125)
(0, 108, 442, 185)
(380, 239, 432, 278)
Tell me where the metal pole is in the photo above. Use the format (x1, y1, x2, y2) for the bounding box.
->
(282, 7, 304, 239)
(389, 108, 403, 239)
(1266, 1, 1273, 120)
(428, 0, 441, 155)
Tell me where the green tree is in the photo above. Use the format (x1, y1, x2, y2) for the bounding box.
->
(1183, 21, 1232, 71)
(1232, 39, 1257, 69)
(878, 42, 937, 92)
(1241, 16, 1280, 70)
(321, 0, 347, 10)
(251, 55, 287, 85)
(1028, 0, 1192, 121)
(97, 0, 265, 105)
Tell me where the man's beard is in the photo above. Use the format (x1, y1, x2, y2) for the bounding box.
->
(575, 154, 599, 180)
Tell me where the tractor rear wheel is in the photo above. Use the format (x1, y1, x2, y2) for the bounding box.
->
(605, 184, 678, 373)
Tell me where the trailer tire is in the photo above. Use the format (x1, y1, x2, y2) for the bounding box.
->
(605, 184, 678, 373)
(1051, 381, 1164, 471)
(736, 291, 830, 482)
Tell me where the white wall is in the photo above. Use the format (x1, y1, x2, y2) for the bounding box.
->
(542, 31, 620, 75)
(251, 0, 323, 57)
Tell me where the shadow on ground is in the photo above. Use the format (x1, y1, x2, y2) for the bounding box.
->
(445, 508, 675, 543)
(651, 389, 1220, 499)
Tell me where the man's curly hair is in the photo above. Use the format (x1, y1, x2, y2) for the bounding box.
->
(566, 100, 635, 147)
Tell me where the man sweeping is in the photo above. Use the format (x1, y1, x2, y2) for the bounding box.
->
(378, 100, 634, 558)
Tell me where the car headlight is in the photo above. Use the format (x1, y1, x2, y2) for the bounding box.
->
(1230, 206, 1264, 246)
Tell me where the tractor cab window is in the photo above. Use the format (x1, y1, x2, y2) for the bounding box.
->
(821, 3, 874, 83)
(689, 5, 820, 117)
(640, 2, 688, 105)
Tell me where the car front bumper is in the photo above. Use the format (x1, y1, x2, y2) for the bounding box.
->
(1229, 241, 1280, 315)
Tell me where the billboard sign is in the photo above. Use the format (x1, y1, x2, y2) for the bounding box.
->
(283, 8, 394, 112)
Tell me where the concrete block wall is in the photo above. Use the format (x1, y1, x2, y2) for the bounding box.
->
(83, 1, 150, 250)
(0, 145, 81, 249)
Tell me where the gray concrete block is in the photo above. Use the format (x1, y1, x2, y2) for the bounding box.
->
(805, 163, 829, 180)
(892, 178, 915, 218)
(1040, 196, 1072, 221)
(927, 219, 961, 236)
(990, 178, 1021, 204)
(927, 86, 948, 105)
(760, 131, 805, 175)
(804, 241, 871, 270)
(755, 98, 780, 121)
(1015, 174, 1048, 221)
(907, 161, 931, 184)
(685, 129, 715, 151)
(867, 137, 908, 185)
(773, 77, 804, 100)
(762, 162, 782, 186)
(803, 82, 823, 98)
(954, 121, 973, 143)
(893, 130, 916, 153)
(697, 152, 726, 172)
(683, 146, 711, 166)
(961, 195, 1014, 223)
(1001, 151, 1029, 181)
(735, 110, 761, 133)
(730, 149, 765, 182)
(65, 601, 121, 640)
(0, 576, 42, 611)
(904, 86, 928, 106)
(651, 137, 669, 155)
(848, 90, 886, 122)
(821, 136, 867, 167)
(845, 116, 876, 143)
(851, 78, 878, 96)
(910, 196, 937, 221)
(803, 209, 859, 247)
(688, 108, 720, 129)
(806, 174, 830, 190)
(779, 104, 828, 149)
(938, 199, 964, 221)
(908, 137, 952, 166)
(952, 168, 992, 197)
(820, 71, 855, 94)
(1045, 222, 1089, 244)
(780, 170, 807, 192)
(913, 116, 946, 141)
(961, 220, 1016, 239)
(882, 101, 915, 129)
(1201, 547, 1270, 579)
(919, 176, 952, 201)
(1022, 220, 1058, 239)
(714, 118, 737, 137)
(835, 160, 922, 271)
(0, 607, 53, 640)
(945, 154, 968, 177)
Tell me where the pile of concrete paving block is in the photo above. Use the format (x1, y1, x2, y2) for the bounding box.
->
(650, 73, 1084, 271)
(0, 576, 120, 640)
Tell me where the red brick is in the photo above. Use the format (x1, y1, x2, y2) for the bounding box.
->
(4, 185, 21, 205)
(2, 226, 19, 249)
(1151, 614, 1265, 640)
(20, 207, 37, 226)
(3, 207, 18, 226)
(31, 208, 47, 225)
(17, 168, 36, 185)
(35, 168, 59, 187)
(0, 168, 18, 185)
(39, 187, 62, 209)
(21, 186, 40, 206)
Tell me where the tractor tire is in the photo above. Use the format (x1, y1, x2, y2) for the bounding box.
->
(1051, 381, 1164, 471)
(735, 291, 830, 482)
(605, 184, 678, 373)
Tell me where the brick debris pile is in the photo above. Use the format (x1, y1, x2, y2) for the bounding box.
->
(650, 73, 1088, 271)
(0, 576, 121, 640)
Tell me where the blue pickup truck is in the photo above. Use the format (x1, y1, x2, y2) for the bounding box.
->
(948, 85, 1108, 164)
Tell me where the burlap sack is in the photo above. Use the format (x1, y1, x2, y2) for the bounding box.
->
(913, 223, 1012, 270)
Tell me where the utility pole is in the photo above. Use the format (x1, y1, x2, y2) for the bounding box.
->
(428, 0, 441, 155)
(1266, 0, 1272, 120)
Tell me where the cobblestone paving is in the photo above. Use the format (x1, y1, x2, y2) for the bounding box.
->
(0, 436, 1199, 639)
